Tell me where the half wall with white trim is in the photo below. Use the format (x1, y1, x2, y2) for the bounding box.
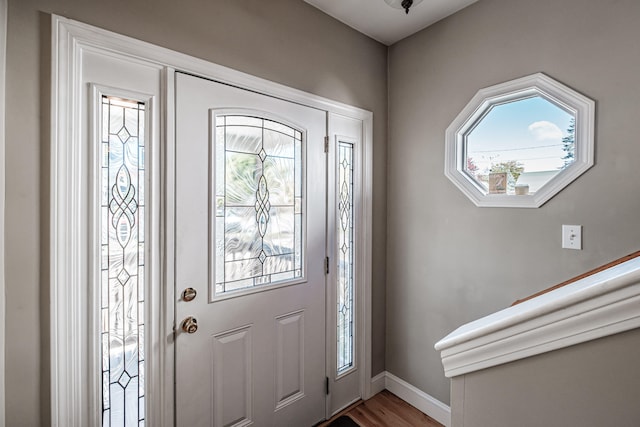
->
(436, 257, 640, 427)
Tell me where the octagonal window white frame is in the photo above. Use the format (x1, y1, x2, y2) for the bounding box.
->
(445, 73, 595, 208)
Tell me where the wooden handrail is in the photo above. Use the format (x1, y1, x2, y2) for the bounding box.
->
(511, 250, 640, 306)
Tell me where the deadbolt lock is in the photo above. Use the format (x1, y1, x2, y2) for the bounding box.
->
(182, 316, 198, 334)
(182, 287, 197, 302)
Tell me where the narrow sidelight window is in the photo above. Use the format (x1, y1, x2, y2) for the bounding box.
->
(100, 95, 146, 426)
(337, 141, 354, 374)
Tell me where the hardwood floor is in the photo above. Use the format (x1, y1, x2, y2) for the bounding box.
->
(318, 390, 444, 427)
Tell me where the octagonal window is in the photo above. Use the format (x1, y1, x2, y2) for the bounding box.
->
(466, 96, 575, 195)
(445, 73, 595, 208)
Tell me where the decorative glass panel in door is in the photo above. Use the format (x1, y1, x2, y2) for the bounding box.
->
(337, 141, 354, 374)
(100, 95, 146, 426)
(214, 115, 304, 295)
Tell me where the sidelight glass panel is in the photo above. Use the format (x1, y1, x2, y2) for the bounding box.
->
(100, 95, 146, 426)
(215, 115, 304, 294)
(337, 141, 354, 374)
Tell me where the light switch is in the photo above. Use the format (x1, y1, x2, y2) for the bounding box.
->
(562, 225, 582, 250)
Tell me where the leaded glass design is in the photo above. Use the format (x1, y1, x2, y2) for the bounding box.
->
(100, 95, 145, 426)
(215, 115, 303, 294)
(337, 142, 354, 374)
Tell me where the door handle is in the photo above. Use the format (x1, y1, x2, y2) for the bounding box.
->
(182, 316, 198, 334)
(182, 287, 197, 302)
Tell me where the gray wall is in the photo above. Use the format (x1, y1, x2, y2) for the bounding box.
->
(387, 0, 640, 405)
(450, 328, 640, 427)
(8, 0, 640, 423)
(4, 1, 387, 425)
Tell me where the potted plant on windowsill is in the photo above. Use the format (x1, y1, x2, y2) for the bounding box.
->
(489, 161, 525, 195)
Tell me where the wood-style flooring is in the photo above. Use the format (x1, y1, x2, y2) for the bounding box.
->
(318, 390, 444, 427)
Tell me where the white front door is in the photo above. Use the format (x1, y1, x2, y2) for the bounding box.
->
(175, 72, 327, 427)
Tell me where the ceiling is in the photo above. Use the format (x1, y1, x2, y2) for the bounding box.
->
(304, 0, 479, 46)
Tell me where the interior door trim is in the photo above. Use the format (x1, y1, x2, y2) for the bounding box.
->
(0, 1, 7, 425)
(51, 14, 373, 426)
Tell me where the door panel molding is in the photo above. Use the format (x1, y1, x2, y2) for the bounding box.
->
(275, 310, 305, 410)
(212, 325, 253, 427)
(51, 14, 373, 426)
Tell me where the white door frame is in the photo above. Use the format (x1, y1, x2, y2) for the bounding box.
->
(50, 14, 373, 426)
(0, 1, 7, 426)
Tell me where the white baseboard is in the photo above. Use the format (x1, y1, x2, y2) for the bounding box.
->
(370, 371, 451, 427)
(370, 371, 386, 396)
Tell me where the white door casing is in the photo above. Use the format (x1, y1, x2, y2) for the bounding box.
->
(53, 42, 165, 426)
(51, 15, 373, 426)
(0, 1, 6, 425)
(175, 72, 327, 426)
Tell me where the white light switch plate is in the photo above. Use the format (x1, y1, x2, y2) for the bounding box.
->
(562, 225, 582, 250)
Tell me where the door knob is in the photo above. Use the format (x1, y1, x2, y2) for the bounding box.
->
(182, 287, 197, 302)
(182, 316, 198, 334)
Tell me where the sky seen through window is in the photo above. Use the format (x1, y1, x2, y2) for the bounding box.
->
(466, 96, 574, 175)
